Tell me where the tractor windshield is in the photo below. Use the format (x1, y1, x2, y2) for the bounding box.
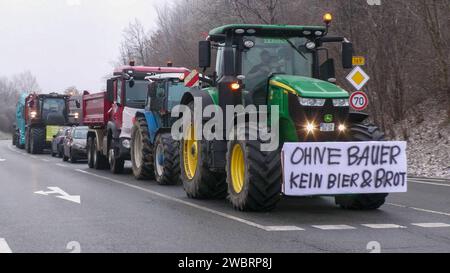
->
(125, 80, 148, 108)
(242, 36, 313, 95)
(41, 98, 67, 124)
(167, 81, 189, 111)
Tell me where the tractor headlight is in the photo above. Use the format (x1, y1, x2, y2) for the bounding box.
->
(30, 111, 37, 119)
(332, 98, 349, 107)
(299, 98, 326, 107)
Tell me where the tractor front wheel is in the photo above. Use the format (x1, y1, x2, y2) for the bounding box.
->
(226, 122, 282, 211)
(109, 146, 124, 174)
(154, 133, 180, 185)
(335, 122, 388, 210)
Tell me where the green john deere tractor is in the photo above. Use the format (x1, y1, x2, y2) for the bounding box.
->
(178, 15, 387, 211)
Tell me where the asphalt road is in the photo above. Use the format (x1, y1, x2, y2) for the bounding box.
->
(0, 140, 449, 253)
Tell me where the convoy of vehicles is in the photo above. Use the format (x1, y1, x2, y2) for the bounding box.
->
(83, 64, 188, 174)
(130, 73, 189, 184)
(10, 14, 405, 213)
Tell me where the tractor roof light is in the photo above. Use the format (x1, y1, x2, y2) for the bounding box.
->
(323, 13, 333, 25)
(230, 82, 241, 91)
(306, 41, 316, 50)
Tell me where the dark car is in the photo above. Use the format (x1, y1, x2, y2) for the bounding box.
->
(63, 126, 88, 163)
(51, 127, 70, 157)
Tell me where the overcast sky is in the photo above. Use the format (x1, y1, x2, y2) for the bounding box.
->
(0, 0, 167, 92)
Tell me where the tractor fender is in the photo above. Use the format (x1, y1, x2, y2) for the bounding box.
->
(348, 112, 369, 124)
(180, 87, 215, 111)
(135, 111, 160, 144)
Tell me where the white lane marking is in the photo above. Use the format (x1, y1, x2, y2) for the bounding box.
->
(0, 238, 12, 253)
(312, 225, 356, 230)
(409, 179, 450, 187)
(35, 187, 81, 204)
(0, 158, 5, 162)
(362, 224, 406, 229)
(410, 177, 450, 183)
(411, 223, 450, 228)
(75, 169, 303, 232)
(40, 159, 50, 162)
(387, 203, 450, 217)
(56, 163, 69, 168)
(263, 226, 304, 231)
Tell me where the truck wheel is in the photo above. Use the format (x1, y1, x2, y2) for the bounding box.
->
(130, 117, 154, 180)
(93, 137, 108, 170)
(154, 133, 180, 185)
(30, 127, 45, 154)
(25, 129, 30, 153)
(63, 153, 69, 162)
(12, 131, 17, 146)
(109, 147, 124, 174)
(180, 101, 227, 199)
(69, 149, 77, 163)
(226, 122, 282, 211)
(87, 137, 94, 168)
(335, 122, 388, 210)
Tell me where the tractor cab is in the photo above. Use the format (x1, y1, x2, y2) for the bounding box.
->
(26, 93, 69, 126)
(146, 73, 190, 127)
(197, 15, 356, 142)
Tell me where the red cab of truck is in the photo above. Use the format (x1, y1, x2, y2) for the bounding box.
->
(82, 64, 188, 174)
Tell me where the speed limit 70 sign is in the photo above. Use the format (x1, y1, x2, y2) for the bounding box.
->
(350, 91, 369, 111)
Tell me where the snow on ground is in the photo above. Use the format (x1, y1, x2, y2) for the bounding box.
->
(393, 98, 450, 178)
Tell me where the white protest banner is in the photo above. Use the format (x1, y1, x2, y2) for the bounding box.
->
(282, 141, 407, 196)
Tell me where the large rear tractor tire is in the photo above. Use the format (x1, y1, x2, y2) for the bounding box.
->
(226, 122, 282, 212)
(30, 127, 45, 154)
(130, 117, 154, 180)
(180, 101, 227, 199)
(335, 122, 388, 210)
(154, 133, 180, 185)
(25, 129, 31, 153)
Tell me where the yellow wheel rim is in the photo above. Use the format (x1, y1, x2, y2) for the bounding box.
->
(230, 144, 245, 194)
(183, 124, 198, 180)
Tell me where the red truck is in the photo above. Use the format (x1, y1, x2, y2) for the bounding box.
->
(83, 63, 188, 173)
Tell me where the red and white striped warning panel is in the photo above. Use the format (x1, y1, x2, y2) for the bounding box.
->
(184, 70, 200, 88)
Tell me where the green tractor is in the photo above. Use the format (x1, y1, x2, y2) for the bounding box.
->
(179, 15, 387, 211)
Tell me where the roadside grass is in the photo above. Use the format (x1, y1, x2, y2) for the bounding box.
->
(0, 130, 11, 140)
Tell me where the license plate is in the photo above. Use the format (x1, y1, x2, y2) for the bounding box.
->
(320, 123, 335, 132)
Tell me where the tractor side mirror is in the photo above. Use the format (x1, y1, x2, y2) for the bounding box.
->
(320, 59, 336, 83)
(128, 78, 135, 88)
(75, 100, 81, 109)
(342, 42, 354, 69)
(199, 40, 211, 69)
(106, 79, 114, 102)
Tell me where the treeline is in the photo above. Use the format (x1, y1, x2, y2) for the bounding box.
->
(118, 0, 449, 137)
(0, 71, 40, 133)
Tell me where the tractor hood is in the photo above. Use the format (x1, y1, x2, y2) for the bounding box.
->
(269, 75, 349, 98)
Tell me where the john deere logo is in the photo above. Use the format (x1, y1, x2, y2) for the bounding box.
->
(324, 114, 334, 123)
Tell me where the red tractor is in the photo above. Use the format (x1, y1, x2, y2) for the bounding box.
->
(83, 63, 188, 174)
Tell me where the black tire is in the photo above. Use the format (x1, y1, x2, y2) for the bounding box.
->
(109, 146, 124, 174)
(58, 145, 64, 158)
(15, 132, 24, 149)
(130, 117, 154, 180)
(25, 129, 31, 153)
(226, 122, 282, 212)
(63, 153, 69, 162)
(93, 137, 108, 170)
(30, 127, 45, 154)
(335, 122, 388, 210)
(180, 101, 227, 199)
(69, 149, 77, 163)
(154, 133, 180, 185)
(12, 131, 16, 146)
(87, 137, 94, 168)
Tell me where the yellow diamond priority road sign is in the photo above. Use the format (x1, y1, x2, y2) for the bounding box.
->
(346, 66, 370, 90)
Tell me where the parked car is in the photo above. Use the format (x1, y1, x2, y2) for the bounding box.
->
(63, 126, 88, 163)
(51, 127, 70, 157)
